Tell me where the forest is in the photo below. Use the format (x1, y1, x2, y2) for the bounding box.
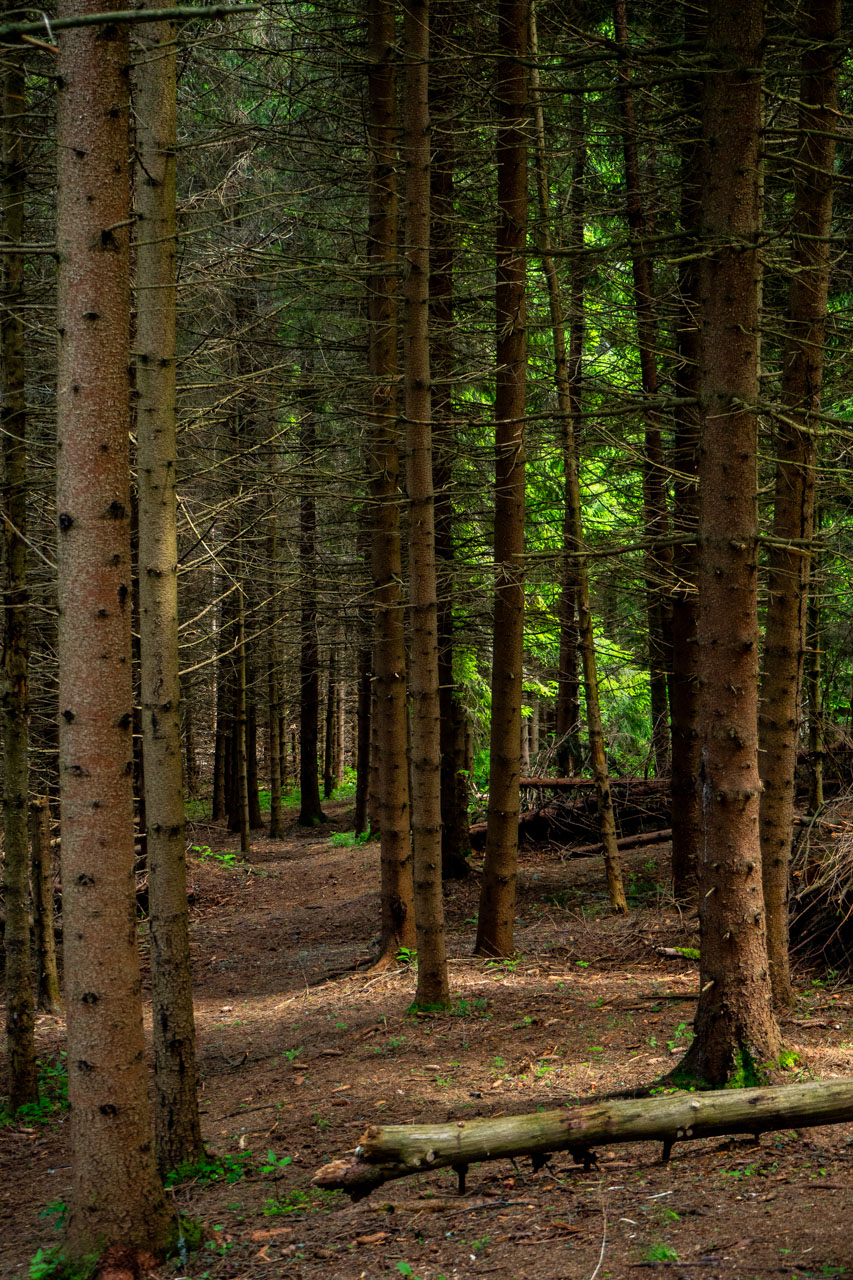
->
(3, 0, 853, 1275)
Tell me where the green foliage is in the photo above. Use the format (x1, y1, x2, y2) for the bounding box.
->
(28, 1249, 98, 1280)
(328, 830, 371, 848)
(39, 1201, 67, 1231)
(2, 1055, 68, 1126)
(189, 843, 238, 870)
(258, 1149, 293, 1174)
(164, 1150, 253, 1188)
(644, 1243, 678, 1263)
(451, 997, 490, 1017)
(262, 1187, 344, 1217)
(396, 946, 417, 966)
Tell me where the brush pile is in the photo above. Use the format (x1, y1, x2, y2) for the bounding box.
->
(790, 792, 853, 973)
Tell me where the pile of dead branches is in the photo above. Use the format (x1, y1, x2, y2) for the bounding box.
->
(791, 793, 853, 973)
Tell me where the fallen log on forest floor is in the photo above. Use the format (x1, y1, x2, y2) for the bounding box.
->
(565, 827, 672, 859)
(313, 1079, 853, 1199)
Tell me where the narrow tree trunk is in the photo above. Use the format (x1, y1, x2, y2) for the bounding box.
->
(529, 2, 627, 913)
(298, 370, 326, 826)
(678, 0, 781, 1086)
(324, 646, 336, 798)
(758, 0, 839, 1010)
(56, 2, 174, 1253)
(235, 582, 251, 852)
(669, 1, 703, 898)
(133, 11, 203, 1172)
(555, 92, 585, 777)
(806, 581, 824, 813)
(1, 37, 37, 1110)
(475, 0, 529, 957)
(403, 0, 450, 1009)
(613, 0, 672, 776)
(354, 641, 372, 835)
(366, 0, 415, 958)
(30, 798, 61, 1016)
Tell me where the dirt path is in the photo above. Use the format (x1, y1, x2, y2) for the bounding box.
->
(3, 801, 853, 1279)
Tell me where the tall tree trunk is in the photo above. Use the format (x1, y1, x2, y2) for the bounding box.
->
(806, 551, 824, 814)
(613, 0, 672, 776)
(669, 2, 704, 898)
(431, 1, 470, 881)
(679, 0, 781, 1087)
(758, 0, 838, 1010)
(235, 578, 251, 852)
(366, 0, 415, 960)
(56, 2, 174, 1254)
(555, 91, 585, 777)
(529, 2, 627, 913)
(354, 640, 372, 835)
(30, 797, 61, 1015)
(404, 0, 450, 1009)
(298, 370, 326, 826)
(2, 35, 37, 1111)
(324, 645, 336, 798)
(267, 484, 284, 838)
(134, 11, 203, 1172)
(475, 0, 529, 957)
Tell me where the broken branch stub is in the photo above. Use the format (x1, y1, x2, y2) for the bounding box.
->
(313, 1079, 853, 1198)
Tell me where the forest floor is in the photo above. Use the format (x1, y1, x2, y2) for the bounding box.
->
(3, 798, 853, 1280)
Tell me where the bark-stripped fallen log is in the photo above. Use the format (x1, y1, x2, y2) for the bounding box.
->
(567, 828, 672, 858)
(312, 1079, 853, 1199)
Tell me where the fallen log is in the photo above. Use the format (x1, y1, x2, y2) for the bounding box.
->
(567, 827, 672, 858)
(518, 776, 669, 793)
(312, 1079, 853, 1199)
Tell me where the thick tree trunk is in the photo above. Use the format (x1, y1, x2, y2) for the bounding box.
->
(678, 0, 781, 1087)
(529, 4, 627, 913)
(806, 584, 824, 813)
(404, 0, 450, 1009)
(30, 798, 61, 1015)
(56, 2, 174, 1254)
(133, 12, 203, 1173)
(758, 0, 839, 1011)
(366, 0, 415, 960)
(314, 1080, 853, 1198)
(475, 0, 529, 957)
(1, 38, 37, 1111)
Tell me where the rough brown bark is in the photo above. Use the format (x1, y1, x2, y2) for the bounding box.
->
(323, 646, 336, 799)
(805, 583, 824, 813)
(475, 0, 529, 957)
(30, 798, 61, 1015)
(1, 34, 37, 1111)
(314, 1080, 853, 1198)
(678, 0, 781, 1087)
(297, 370, 326, 827)
(133, 13, 203, 1172)
(403, 0, 450, 1009)
(56, 1, 174, 1253)
(758, 0, 839, 1010)
(366, 0, 415, 959)
(669, 1, 703, 898)
(431, 3, 470, 881)
(529, 4, 627, 913)
(354, 640, 371, 835)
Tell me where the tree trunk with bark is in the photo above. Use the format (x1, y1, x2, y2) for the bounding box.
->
(1, 36, 37, 1111)
(669, 1, 703, 898)
(758, 0, 839, 1010)
(133, 12, 203, 1173)
(366, 0, 415, 960)
(56, 3, 174, 1254)
(403, 0, 450, 1009)
(678, 0, 781, 1087)
(298, 369, 326, 826)
(475, 0, 529, 957)
(314, 1080, 853, 1198)
(30, 798, 61, 1015)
